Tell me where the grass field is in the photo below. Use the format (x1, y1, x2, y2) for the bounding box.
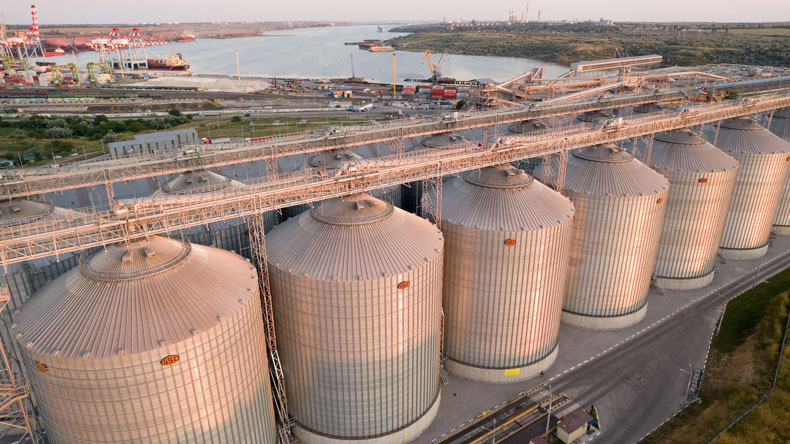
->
(640, 269, 790, 443)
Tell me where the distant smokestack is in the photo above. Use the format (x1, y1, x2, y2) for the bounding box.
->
(526, 1, 530, 23)
(538, 10, 541, 22)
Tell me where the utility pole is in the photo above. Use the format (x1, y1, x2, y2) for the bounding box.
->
(393, 52, 397, 97)
(545, 383, 552, 437)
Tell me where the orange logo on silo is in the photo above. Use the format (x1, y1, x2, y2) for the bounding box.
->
(161, 355, 180, 366)
(398, 281, 410, 290)
(34, 361, 48, 373)
(504, 239, 517, 246)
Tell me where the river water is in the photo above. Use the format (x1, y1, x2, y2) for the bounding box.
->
(47, 25, 567, 83)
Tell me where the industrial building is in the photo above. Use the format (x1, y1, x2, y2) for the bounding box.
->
(649, 129, 739, 290)
(709, 117, 790, 259)
(11, 236, 279, 443)
(266, 194, 444, 444)
(561, 144, 669, 330)
(108, 128, 199, 159)
(440, 164, 574, 382)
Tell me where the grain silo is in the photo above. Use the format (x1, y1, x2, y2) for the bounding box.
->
(506, 119, 550, 175)
(767, 108, 790, 234)
(1, 199, 83, 314)
(153, 169, 278, 256)
(267, 194, 443, 444)
(562, 144, 669, 329)
(11, 235, 278, 444)
(281, 148, 402, 219)
(710, 117, 790, 258)
(576, 109, 613, 124)
(440, 164, 574, 382)
(402, 132, 469, 213)
(648, 129, 739, 290)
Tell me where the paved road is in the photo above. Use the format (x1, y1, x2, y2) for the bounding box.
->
(546, 250, 790, 443)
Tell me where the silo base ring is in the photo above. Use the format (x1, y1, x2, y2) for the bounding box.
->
(773, 225, 790, 236)
(719, 243, 769, 260)
(292, 393, 441, 444)
(561, 303, 648, 330)
(654, 270, 715, 291)
(445, 346, 559, 383)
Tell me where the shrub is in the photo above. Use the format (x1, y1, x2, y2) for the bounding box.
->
(168, 108, 182, 117)
(43, 127, 73, 139)
(231, 115, 242, 123)
(101, 131, 118, 143)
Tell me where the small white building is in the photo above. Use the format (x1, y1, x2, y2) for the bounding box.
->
(108, 128, 198, 158)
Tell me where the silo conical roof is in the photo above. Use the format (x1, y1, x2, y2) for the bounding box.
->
(160, 169, 235, 194)
(308, 149, 364, 168)
(566, 144, 670, 196)
(768, 108, 790, 141)
(0, 199, 54, 226)
(269, 194, 443, 280)
(12, 236, 258, 359)
(715, 117, 790, 155)
(507, 118, 549, 134)
(651, 129, 739, 173)
(442, 164, 574, 231)
(418, 132, 467, 148)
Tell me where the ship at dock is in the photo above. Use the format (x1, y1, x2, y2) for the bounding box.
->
(177, 30, 196, 43)
(146, 53, 190, 71)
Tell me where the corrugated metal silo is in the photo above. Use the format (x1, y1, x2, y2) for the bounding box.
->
(402, 132, 469, 213)
(11, 235, 279, 444)
(0, 199, 84, 313)
(281, 148, 402, 219)
(267, 194, 444, 444)
(767, 108, 790, 234)
(506, 119, 550, 175)
(710, 117, 790, 258)
(576, 110, 613, 124)
(440, 164, 574, 382)
(153, 169, 278, 257)
(649, 129, 739, 290)
(562, 144, 669, 329)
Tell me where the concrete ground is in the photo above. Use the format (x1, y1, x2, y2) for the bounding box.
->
(417, 235, 790, 444)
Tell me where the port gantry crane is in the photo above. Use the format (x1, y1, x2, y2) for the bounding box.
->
(1, 77, 789, 443)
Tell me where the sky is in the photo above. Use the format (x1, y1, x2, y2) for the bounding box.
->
(2, 0, 789, 25)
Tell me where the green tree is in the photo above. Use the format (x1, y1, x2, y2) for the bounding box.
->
(44, 127, 73, 139)
(231, 115, 242, 123)
(168, 108, 182, 117)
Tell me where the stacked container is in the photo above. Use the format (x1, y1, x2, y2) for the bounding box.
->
(267, 194, 444, 444)
(440, 164, 574, 382)
(12, 236, 279, 444)
(649, 129, 739, 289)
(562, 144, 669, 329)
(710, 117, 790, 258)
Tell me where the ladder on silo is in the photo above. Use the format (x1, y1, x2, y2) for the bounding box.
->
(247, 212, 292, 443)
(0, 290, 35, 442)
